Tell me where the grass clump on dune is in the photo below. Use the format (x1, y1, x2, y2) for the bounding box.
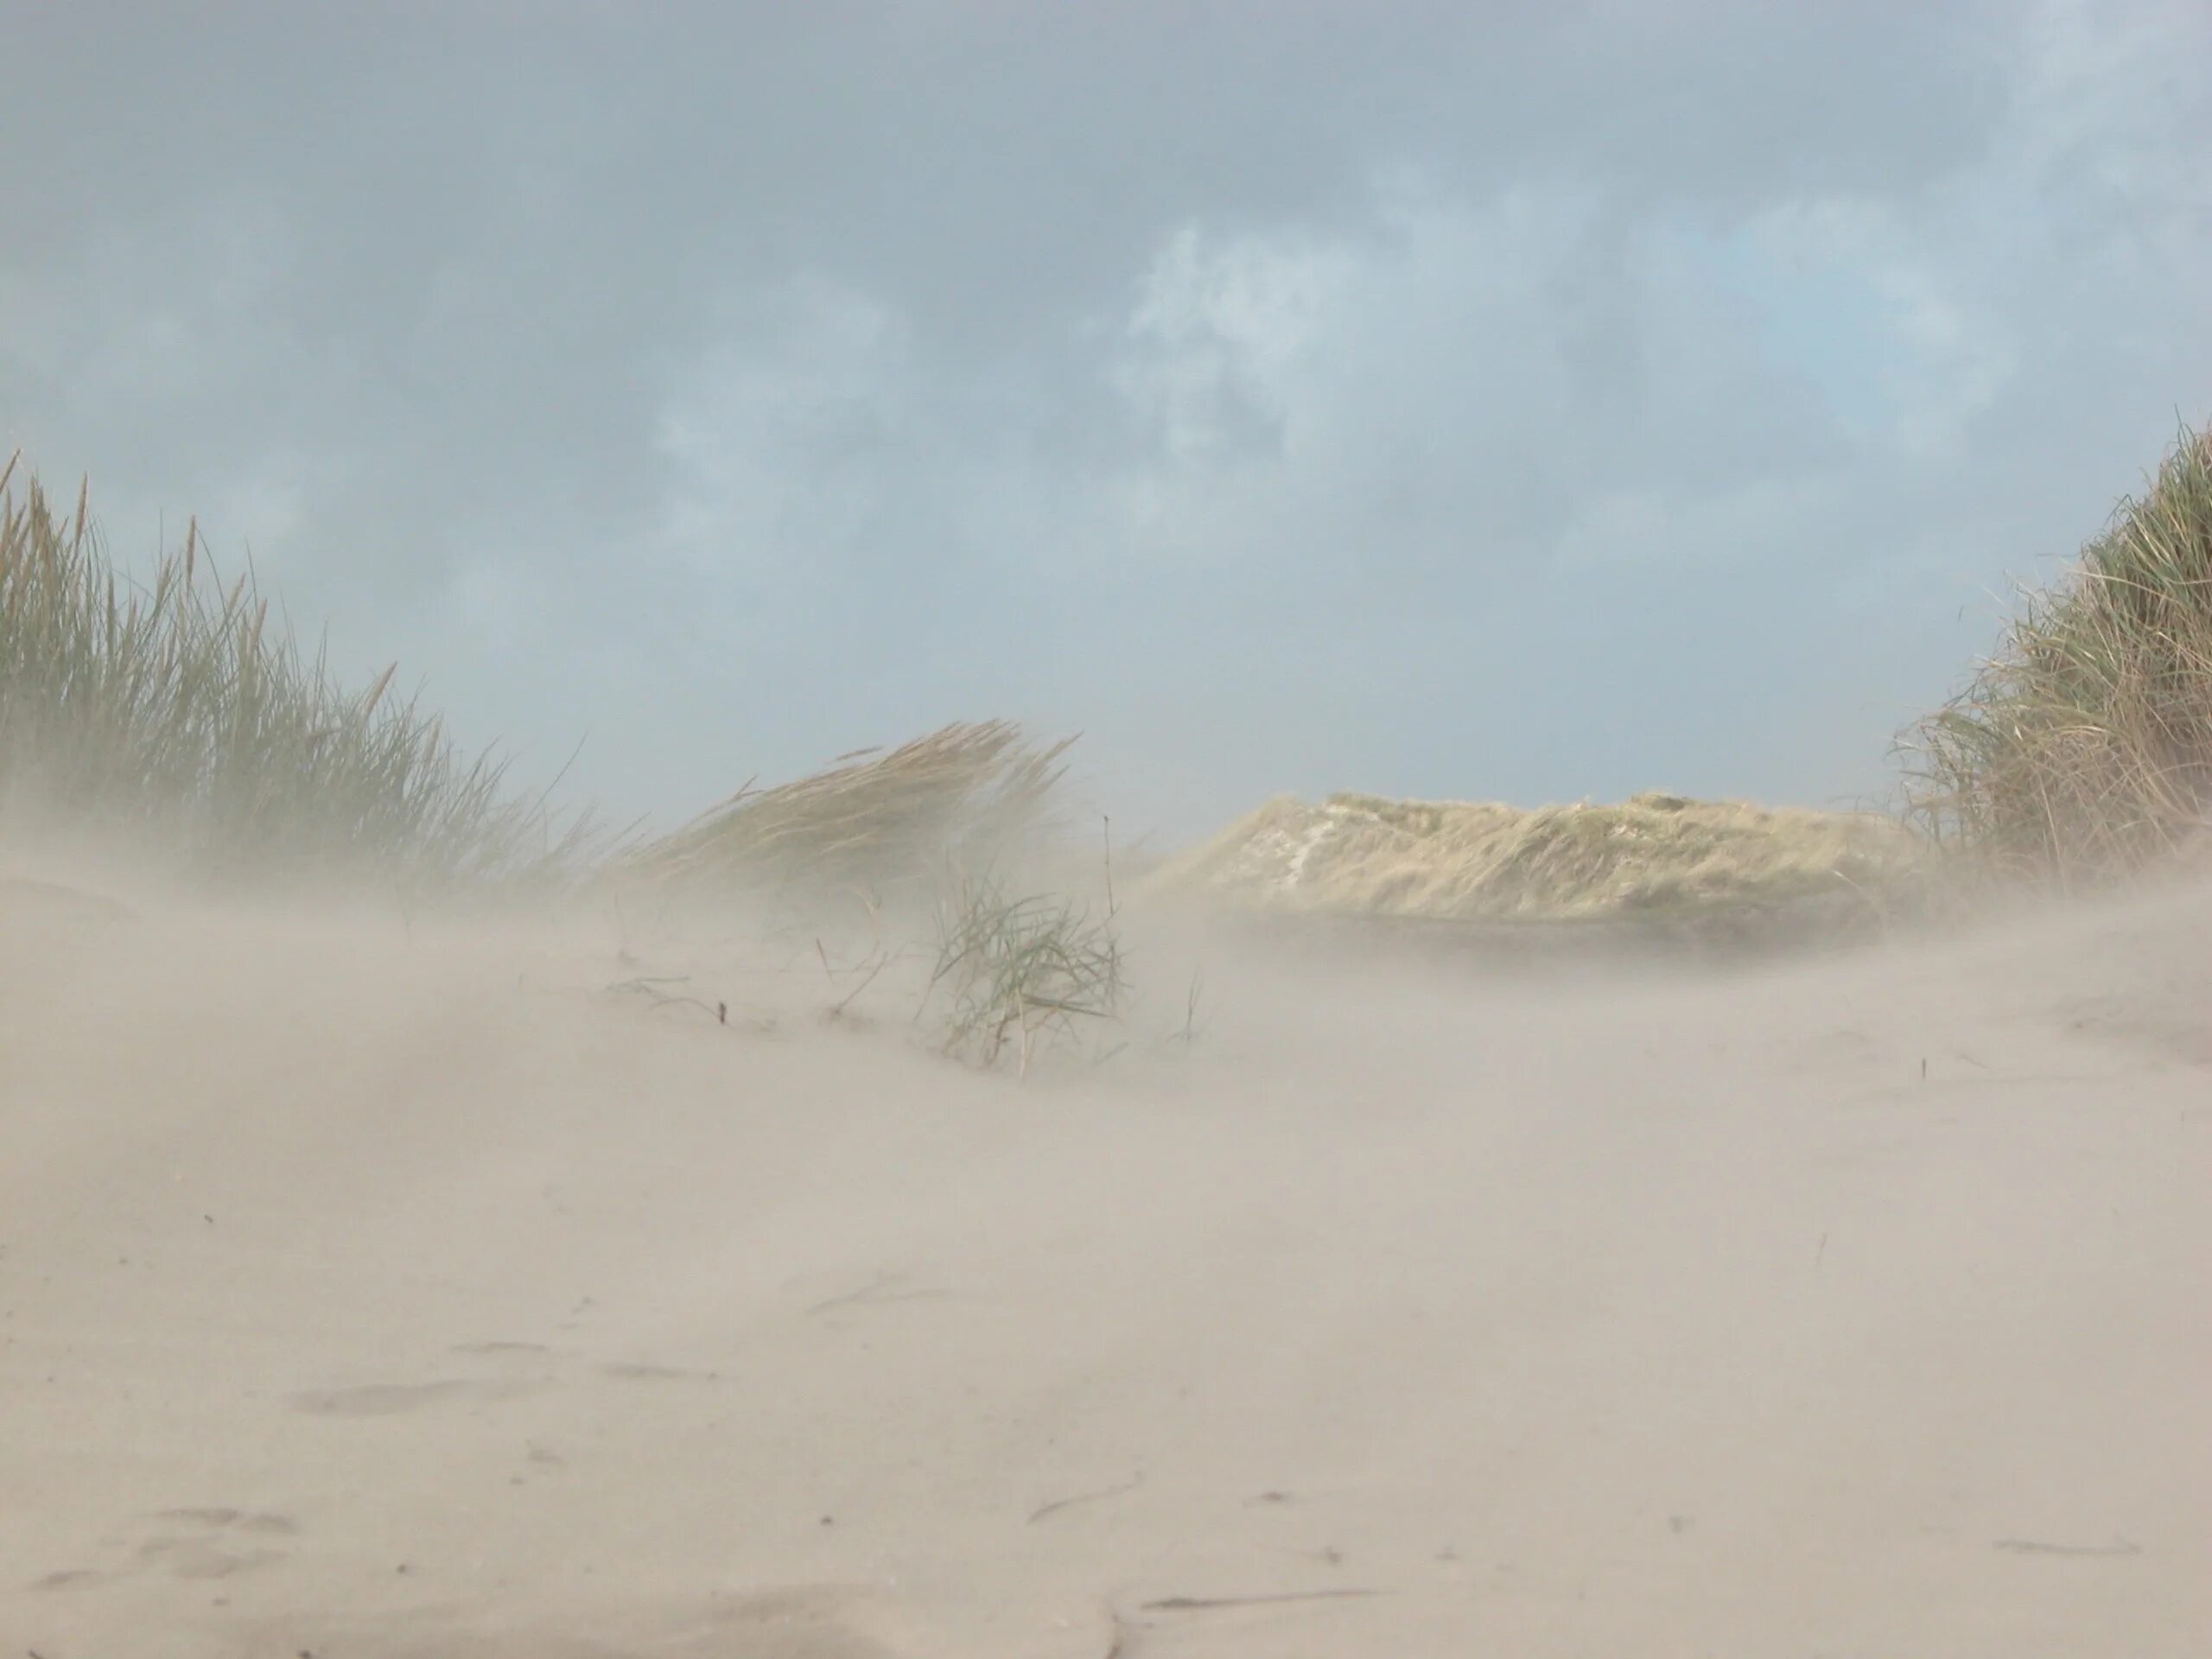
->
(626, 721, 1074, 912)
(1903, 421, 2212, 889)
(923, 873, 1126, 1073)
(613, 726, 1131, 1071)
(0, 450, 1101, 1050)
(0, 455, 592, 893)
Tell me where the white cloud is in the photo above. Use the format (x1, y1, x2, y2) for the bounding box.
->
(1116, 222, 1353, 467)
(652, 279, 917, 585)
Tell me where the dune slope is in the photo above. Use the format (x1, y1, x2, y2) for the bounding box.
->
(2, 874, 2207, 1657)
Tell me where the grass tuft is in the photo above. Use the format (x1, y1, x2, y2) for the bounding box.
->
(627, 721, 1075, 912)
(0, 456, 597, 893)
(923, 873, 1126, 1074)
(1899, 420, 2212, 889)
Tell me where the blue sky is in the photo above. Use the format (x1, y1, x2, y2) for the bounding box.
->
(3, 2, 2209, 844)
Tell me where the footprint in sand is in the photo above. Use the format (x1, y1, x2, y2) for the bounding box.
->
(453, 1339, 718, 1386)
(600, 1360, 720, 1382)
(280, 1583, 931, 1659)
(289, 1376, 540, 1416)
(33, 1506, 300, 1591)
(696, 1585, 906, 1659)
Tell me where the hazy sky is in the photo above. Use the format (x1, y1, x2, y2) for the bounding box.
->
(5, 2, 2209, 842)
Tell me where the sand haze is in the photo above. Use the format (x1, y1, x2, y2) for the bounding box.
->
(3, 855, 2207, 1657)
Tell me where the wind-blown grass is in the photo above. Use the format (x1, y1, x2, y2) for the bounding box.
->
(1900, 421, 2212, 889)
(628, 721, 1075, 911)
(0, 456, 594, 892)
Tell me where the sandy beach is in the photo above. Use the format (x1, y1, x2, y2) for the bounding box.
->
(3, 874, 2206, 1658)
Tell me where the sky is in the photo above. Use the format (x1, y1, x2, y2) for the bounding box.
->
(4, 1, 2210, 845)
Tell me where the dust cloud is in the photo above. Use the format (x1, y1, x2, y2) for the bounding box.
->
(3, 852, 2208, 1657)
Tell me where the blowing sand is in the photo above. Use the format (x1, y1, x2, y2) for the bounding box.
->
(3, 869, 2208, 1656)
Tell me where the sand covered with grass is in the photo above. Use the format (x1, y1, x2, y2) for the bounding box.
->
(1144, 789, 1925, 928)
(3, 863, 2208, 1657)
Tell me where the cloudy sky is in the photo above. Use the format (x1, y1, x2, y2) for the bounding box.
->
(5, 2, 2209, 842)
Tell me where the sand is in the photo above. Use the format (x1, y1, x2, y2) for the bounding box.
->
(2, 868, 2208, 1656)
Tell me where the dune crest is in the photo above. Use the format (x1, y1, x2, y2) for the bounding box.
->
(1144, 788, 1923, 925)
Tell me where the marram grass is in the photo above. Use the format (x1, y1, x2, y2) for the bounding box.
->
(28, 410, 2212, 930)
(0, 455, 594, 893)
(1900, 420, 2212, 889)
(2, 457, 1075, 915)
(626, 720, 1075, 909)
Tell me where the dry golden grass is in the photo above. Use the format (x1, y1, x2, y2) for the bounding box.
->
(1144, 789, 1924, 922)
(45, 408, 2212, 949)
(626, 721, 1075, 910)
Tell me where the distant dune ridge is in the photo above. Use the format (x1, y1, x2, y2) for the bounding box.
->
(1142, 789, 1925, 924)
(12, 416, 2212, 925)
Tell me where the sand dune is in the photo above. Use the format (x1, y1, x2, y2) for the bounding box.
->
(1142, 791, 1924, 925)
(3, 871, 2208, 1656)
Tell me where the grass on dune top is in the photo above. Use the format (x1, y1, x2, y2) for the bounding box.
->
(0, 457, 1068, 910)
(1143, 789, 1923, 923)
(1902, 420, 2212, 889)
(620, 720, 1075, 909)
(1165, 413, 2212, 920)
(18, 406, 2212, 923)
(0, 455, 596, 893)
